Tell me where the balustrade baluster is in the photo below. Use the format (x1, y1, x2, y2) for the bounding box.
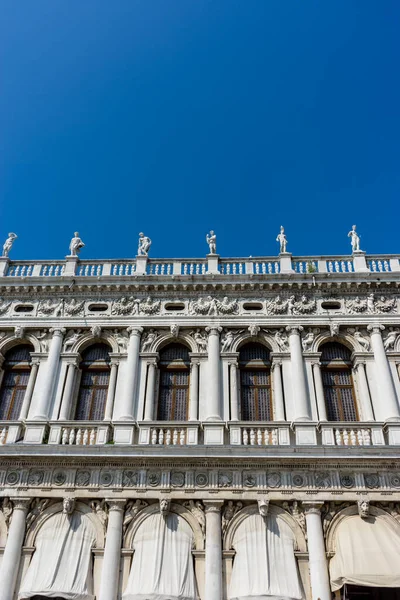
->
(242, 429, 249, 445)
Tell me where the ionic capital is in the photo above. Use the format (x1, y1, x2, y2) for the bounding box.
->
(286, 325, 303, 335)
(205, 326, 223, 337)
(106, 499, 126, 513)
(127, 326, 143, 338)
(203, 500, 224, 514)
(367, 324, 385, 334)
(50, 327, 66, 338)
(302, 501, 324, 515)
(10, 497, 31, 512)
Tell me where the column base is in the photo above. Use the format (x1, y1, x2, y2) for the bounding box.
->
(113, 423, 135, 445)
(23, 423, 47, 444)
(203, 423, 225, 445)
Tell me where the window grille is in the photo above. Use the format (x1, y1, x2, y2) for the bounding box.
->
(0, 345, 33, 420)
(157, 344, 190, 421)
(320, 343, 357, 421)
(75, 344, 110, 421)
(239, 343, 272, 421)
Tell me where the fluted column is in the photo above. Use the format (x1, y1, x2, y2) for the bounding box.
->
(0, 498, 31, 600)
(117, 327, 142, 420)
(286, 326, 311, 421)
(353, 359, 374, 421)
(31, 328, 65, 420)
(104, 360, 119, 420)
(143, 358, 157, 421)
(19, 359, 40, 420)
(98, 499, 126, 600)
(229, 361, 239, 421)
(303, 502, 331, 600)
(189, 359, 200, 421)
(59, 360, 79, 420)
(312, 361, 328, 422)
(368, 325, 400, 421)
(271, 359, 285, 421)
(205, 327, 222, 421)
(204, 500, 223, 600)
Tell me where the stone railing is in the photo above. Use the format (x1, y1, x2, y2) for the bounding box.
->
(319, 422, 386, 446)
(0, 421, 24, 444)
(2, 253, 400, 279)
(48, 421, 111, 445)
(137, 422, 200, 446)
(229, 423, 291, 445)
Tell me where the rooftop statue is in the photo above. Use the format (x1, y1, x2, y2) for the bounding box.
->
(206, 230, 217, 255)
(138, 232, 151, 256)
(2, 232, 17, 257)
(69, 232, 85, 257)
(348, 225, 362, 253)
(276, 226, 287, 253)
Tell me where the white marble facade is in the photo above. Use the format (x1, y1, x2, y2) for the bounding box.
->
(0, 248, 399, 600)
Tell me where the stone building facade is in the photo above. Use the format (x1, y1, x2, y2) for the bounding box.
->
(0, 246, 399, 600)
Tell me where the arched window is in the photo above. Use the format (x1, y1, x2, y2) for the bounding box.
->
(0, 345, 33, 420)
(320, 342, 358, 422)
(239, 343, 272, 421)
(75, 344, 110, 421)
(157, 343, 190, 421)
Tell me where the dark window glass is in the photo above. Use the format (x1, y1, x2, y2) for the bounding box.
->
(75, 344, 110, 421)
(320, 343, 357, 422)
(157, 344, 190, 421)
(239, 343, 272, 421)
(0, 345, 33, 421)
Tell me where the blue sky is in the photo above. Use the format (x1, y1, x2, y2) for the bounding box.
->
(1, 1, 399, 260)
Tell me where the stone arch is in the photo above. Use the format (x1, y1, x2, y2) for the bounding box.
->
(0, 334, 40, 356)
(153, 333, 197, 354)
(224, 503, 307, 552)
(71, 331, 118, 354)
(232, 334, 276, 354)
(312, 332, 358, 354)
(123, 502, 205, 550)
(326, 504, 400, 554)
(24, 501, 105, 548)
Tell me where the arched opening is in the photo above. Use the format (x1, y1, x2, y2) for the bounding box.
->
(157, 343, 190, 421)
(320, 342, 358, 422)
(18, 509, 96, 600)
(239, 343, 272, 421)
(122, 510, 198, 600)
(0, 344, 33, 420)
(75, 343, 111, 420)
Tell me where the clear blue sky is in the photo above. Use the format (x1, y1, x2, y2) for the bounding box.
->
(1, 1, 399, 260)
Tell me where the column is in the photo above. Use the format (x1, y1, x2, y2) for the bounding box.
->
(206, 327, 222, 421)
(143, 359, 157, 421)
(117, 327, 142, 420)
(104, 360, 119, 420)
(31, 328, 65, 420)
(312, 361, 328, 422)
(271, 359, 285, 421)
(0, 498, 31, 600)
(98, 499, 126, 600)
(59, 361, 78, 420)
(354, 360, 374, 421)
(302, 502, 331, 600)
(229, 362, 239, 421)
(368, 325, 400, 421)
(19, 359, 40, 420)
(189, 359, 200, 421)
(204, 500, 223, 600)
(286, 326, 311, 421)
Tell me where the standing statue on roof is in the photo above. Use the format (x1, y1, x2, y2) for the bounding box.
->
(69, 232, 85, 256)
(206, 230, 217, 255)
(2, 233, 17, 257)
(138, 232, 151, 256)
(276, 226, 288, 253)
(347, 225, 362, 253)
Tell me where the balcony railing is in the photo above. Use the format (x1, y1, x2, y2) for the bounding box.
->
(2, 253, 399, 280)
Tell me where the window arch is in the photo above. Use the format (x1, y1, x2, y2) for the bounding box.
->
(320, 342, 358, 422)
(239, 343, 272, 421)
(0, 345, 33, 420)
(75, 344, 111, 421)
(157, 343, 190, 421)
